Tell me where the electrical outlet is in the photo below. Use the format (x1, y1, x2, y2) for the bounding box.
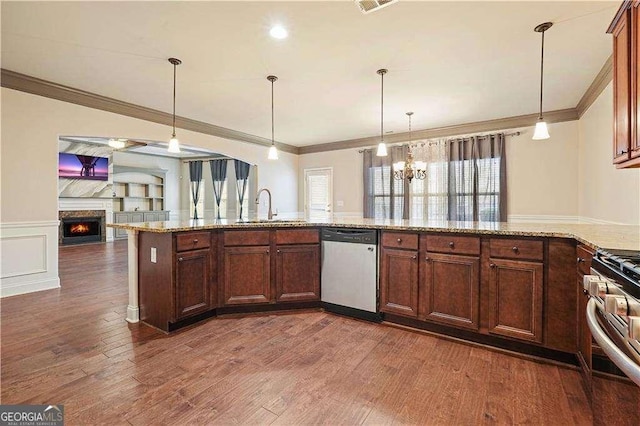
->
(337, 200, 344, 207)
(151, 247, 157, 263)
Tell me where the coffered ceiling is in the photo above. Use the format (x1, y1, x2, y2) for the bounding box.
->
(1, 1, 618, 147)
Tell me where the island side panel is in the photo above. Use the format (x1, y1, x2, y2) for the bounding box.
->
(545, 237, 578, 352)
(138, 231, 173, 331)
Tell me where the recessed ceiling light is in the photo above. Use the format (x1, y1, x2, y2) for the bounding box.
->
(270, 25, 288, 39)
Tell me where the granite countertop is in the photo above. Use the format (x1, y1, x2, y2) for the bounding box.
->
(107, 215, 640, 251)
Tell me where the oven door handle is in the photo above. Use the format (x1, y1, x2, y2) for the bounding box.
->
(587, 298, 640, 387)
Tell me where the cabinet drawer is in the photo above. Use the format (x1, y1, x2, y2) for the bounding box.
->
(224, 230, 270, 246)
(275, 229, 319, 245)
(490, 238, 543, 261)
(424, 234, 480, 255)
(382, 232, 418, 250)
(577, 245, 594, 276)
(176, 232, 211, 252)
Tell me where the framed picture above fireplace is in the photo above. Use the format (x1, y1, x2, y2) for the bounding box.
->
(58, 153, 108, 181)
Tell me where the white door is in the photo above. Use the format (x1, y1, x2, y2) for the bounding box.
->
(304, 168, 333, 217)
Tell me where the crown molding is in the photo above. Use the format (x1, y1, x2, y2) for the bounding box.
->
(0, 69, 298, 155)
(298, 108, 579, 154)
(576, 55, 613, 118)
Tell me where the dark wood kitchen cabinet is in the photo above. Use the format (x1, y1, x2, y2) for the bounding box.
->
(275, 229, 320, 302)
(610, 1, 640, 168)
(576, 244, 595, 389)
(137, 230, 217, 332)
(222, 230, 271, 305)
(421, 235, 480, 331)
(380, 232, 419, 318)
(175, 248, 210, 319)
(487, 238, 544, 344)
(221, 228, 321, 306)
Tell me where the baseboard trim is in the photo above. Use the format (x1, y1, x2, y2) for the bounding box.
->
(508, 215, 580, 224)
(577, 216, 629, 225)
(1, 277, 60, 298)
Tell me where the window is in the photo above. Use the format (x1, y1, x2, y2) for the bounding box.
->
(304, 168, 332, 217)
(189, 181, 204, 219)
(364, 134, 506, 222)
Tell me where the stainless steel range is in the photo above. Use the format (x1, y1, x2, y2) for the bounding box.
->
(584, 248, 640, 424)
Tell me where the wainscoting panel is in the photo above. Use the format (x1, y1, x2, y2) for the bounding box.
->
(0, 221, 60, 297)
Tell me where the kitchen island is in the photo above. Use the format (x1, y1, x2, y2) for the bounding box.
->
(109, 217, 640, 361)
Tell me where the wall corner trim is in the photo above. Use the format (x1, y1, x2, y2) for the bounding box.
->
(576, 55, 613, 118)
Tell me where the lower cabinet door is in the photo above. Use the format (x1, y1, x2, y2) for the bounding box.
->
(275, 244, 320, 302)
(380, 247, 419, 318)
(175, 249, 210, 319)
(223, 246, 271, 305)
(488, 258, 544, 343)
(423, 253, 480, 330)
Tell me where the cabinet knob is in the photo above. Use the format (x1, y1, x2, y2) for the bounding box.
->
(577, 257, 585, 263)
(583, 289, 589, 295)
(424, 256, 431, 261)
(620, 149, 628, 155)
(412, 255, 417, 260)
(511, 246, 519, 253)
(490, 263, 496, 268)
(397, 238, 402, 243)
(277, 249, 281, 254)
(449, 242, 455, 248)
(178, 257, 183, 262)
(193, 239, 198, 244)
(266, 249, 270, 254)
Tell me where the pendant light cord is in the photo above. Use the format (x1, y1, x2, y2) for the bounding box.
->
(271, 78, 275, 146)
(380, 71, 384, 142)
(172, 61, 177, 137)
(539, 29, 545, 120)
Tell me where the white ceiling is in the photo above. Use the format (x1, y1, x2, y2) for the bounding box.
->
(1, 1, 618, 147)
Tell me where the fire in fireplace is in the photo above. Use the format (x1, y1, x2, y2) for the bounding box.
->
(61, 217, 102, 245)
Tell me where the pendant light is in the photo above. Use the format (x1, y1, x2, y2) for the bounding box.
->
(532, 22, 552, 140)
(167, 57, 182, 153)
(267, 75, 279, 160)
(376, 68, 388, 156)
(393, 112, 426, 183)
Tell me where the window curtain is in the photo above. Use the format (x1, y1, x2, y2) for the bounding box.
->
(234, 159, 251, 220)
(209, 159, 228, 219)
(409, 140, 449, 221)
(447, 133, 506, 222)
(189, 160, 203, 219)
(363, 145, 409, 219)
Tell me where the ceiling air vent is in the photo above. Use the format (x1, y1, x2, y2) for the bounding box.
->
(355, 0, 399, 14)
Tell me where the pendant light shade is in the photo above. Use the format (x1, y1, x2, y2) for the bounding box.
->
(376, 68, 388, 157)
(533, 22, 552, 140)
(108, 138, 126, 149)
(167, 57, 182, 153)
(267, 75, 279, 160)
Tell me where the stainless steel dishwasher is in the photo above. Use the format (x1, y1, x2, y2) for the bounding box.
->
(321, 228, 380, 322)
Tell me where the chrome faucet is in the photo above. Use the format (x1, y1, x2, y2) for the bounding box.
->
(255, 188, 277, 220)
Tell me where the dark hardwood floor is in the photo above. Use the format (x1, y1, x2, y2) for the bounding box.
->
(1, 241, 592, 425)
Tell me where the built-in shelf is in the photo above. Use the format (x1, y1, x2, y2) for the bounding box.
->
(112, 166, 170, 239)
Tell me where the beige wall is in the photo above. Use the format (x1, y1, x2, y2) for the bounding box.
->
(298, 148, 362, 215)
(1, 88, 299, 223)
(506, 121, 579, 219)
(299, 121, 581, 220)
(578, 82, 640, 225)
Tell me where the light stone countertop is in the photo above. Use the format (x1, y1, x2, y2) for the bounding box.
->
(107, 215, 640, 251)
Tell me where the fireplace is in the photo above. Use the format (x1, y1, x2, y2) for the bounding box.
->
(59, 210, 106, 245)
(61, 217, 102, 244)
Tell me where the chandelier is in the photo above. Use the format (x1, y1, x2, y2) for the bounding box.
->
(393, 112, 426, 183)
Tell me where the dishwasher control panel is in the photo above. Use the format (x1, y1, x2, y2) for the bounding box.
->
(321, 228, 378, 244)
